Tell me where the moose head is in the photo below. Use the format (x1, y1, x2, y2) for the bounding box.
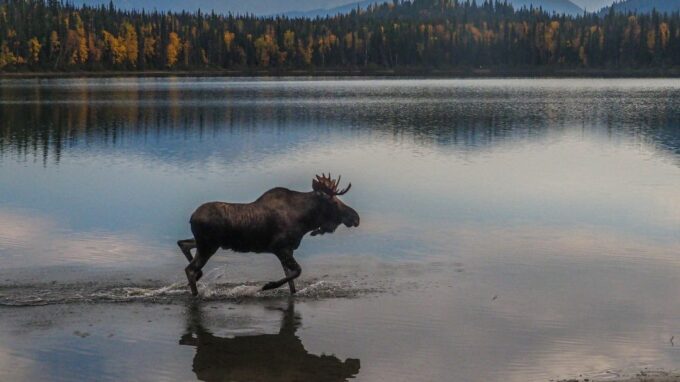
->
(311, 173, 360, 236)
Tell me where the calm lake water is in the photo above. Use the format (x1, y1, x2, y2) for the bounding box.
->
(0, 78, 679, 381)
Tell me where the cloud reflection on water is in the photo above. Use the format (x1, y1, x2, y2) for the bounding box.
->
(0, 208, 164, 269)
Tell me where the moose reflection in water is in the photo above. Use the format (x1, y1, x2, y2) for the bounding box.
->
(178, 173, 360, 296)
(180, 301, 361, 382)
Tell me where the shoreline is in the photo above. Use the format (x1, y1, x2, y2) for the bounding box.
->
(2, 68, 680, 79)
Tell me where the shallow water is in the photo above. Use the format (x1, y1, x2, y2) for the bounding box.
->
(1, 78, 679, 381)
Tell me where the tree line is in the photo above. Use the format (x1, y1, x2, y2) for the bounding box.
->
(1, 0, 679, 72)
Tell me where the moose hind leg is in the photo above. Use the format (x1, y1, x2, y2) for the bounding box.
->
(178, 239, 204, 281)
(177, 239, 196, 262)
(262, 253, 301, 294)
(185, 242, 218, 297)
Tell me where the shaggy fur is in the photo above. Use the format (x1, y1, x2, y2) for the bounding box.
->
(178, 179, 360, 296)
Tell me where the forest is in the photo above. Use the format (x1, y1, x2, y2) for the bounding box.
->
(0, 0, 679, 72)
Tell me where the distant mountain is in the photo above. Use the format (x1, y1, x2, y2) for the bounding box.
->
(80, 0, 583, 17)
(282, 0, 376, 18)
(609, 0, 680, 14)
(283, 0, 583, 17)
(507, 0, 583, 14)
(282, 1, 352, 18)
(77, 0, 353, 15)
(570, 0, 615, 12)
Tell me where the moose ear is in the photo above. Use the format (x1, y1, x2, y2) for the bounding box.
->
(312, 178, 321, 191)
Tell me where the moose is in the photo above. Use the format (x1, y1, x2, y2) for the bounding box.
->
(177, 174, 360, 296)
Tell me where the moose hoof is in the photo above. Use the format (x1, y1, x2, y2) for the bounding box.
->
(262, 281, 279, 291)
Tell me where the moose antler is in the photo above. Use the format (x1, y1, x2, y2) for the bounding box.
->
(313, 173, 352, 196)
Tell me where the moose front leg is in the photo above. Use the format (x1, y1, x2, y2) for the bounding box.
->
(262, 251, 301, 294)
(284, 267, 296, 294)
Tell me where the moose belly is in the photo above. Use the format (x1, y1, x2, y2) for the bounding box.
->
(219, 226, 277, 254)
(221, 231, 303, 254)
(222, 239, 270, 253)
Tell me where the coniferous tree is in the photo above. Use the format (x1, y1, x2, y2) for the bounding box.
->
(0, 0, 679, 72)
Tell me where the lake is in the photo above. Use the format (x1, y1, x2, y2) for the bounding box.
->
(0, 78, 679, 381)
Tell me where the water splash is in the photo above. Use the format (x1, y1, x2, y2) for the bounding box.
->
(0, 259, 437, 306)
(0, 277, 383, 307)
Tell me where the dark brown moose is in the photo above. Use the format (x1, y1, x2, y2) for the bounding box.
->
(178, 174, 360, 296)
